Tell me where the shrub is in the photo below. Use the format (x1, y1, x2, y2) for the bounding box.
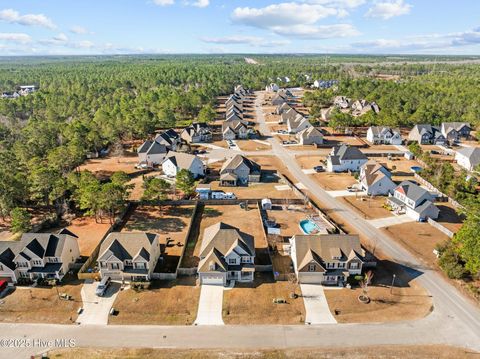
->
(438, 245, 468, 279)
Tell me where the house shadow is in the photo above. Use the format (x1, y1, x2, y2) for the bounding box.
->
(124, 214, 187, 234)
(163, 206, 194, 218)
(371, 259, 424, 289)
(150, 276, 198, 289)
(261, 170, 280, 183)
(436, 205, 465, 223)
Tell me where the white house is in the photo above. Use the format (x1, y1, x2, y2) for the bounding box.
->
(265, 83, 279, 92)
(387, 181, 440, 221)
(197, 222, 255, 286)
(455, 147, 480, 171)
(137, 140, 168, 166)
(98, 232, 161, 281)
(222, 120, 248, 140)
(359, 161, 396, 196)
(366, 126, 402, 145)
(326, 144, 368, 172)
(162, 152, 205, 178)
(287, 115, 312, 134)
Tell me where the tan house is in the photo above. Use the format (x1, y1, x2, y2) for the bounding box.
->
(289, 234, 365, 285)
(219, 155, 261, 186)
(296, 127, 324, 145)
(197, 222, 255, 286)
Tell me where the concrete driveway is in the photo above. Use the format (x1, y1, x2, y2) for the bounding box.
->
(76, 279, 120, 325)
(300, 284, 337, 325)
(367, 214, 415, 228)
(194, 284, 224, 325)
(326, 190, 367, 197)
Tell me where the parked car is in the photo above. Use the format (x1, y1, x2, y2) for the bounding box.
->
(135, 163, 151, 170)
(314, 165, 324, 172)
(0, 280, 8, 293)
(95, 276, 111, 297)
(198, 149, 207, 154)
(346, 186, 361, 192)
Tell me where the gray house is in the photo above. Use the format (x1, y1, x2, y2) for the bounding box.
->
(441, 122, 471, 142)
(181, 123, 212, 144)
(408, 125, 446, 145)
(220, 155, 261, 186)
(387, 181, 440, 221)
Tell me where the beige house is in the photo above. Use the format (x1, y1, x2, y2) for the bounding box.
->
(359, 161, 396, 196)
(289, 234, 365, 285)
(98, 232, 162, 281)
(197, 222, 255, 286)
(162, 151, 205, 178)
(296, 127, 324, 145)
(220, 155, 261, 186)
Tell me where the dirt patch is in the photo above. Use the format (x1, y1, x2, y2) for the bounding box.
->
(0, 278, 82, 324)
(42, 345, 477, 359)
(325, 260, 433, 323)
(109, 277, 199, 325)
(223, 273, 305, 325)
(236, 140, 270, 152)
(79, 155, 141, 179)
(341, 196, 393, 220)
(296, 155, 326, 169)
(209, 181, 298, 200)
(311, 172, 358, 191)
(66, 217, 111, 256)
(436, 203, 464, 233)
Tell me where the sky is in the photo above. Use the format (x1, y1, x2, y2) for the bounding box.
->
(0, 0, 479, 56)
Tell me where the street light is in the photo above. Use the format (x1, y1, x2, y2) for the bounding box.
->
(390, 274, 396, 294)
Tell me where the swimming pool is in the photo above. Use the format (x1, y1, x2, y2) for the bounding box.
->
(299, 219, 319, 234)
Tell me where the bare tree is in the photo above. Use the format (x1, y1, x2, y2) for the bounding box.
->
(111, 140, 124, 163)
(287, 273, 299, 299)
(359, 270, 374, 303)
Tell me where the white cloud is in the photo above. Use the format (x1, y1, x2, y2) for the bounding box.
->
(70, 26, 90, 35)
(0, 9, 56, 29)
(366, 0, 412, 20)
(201, 35, 290, 47)
(305, 0, 366, 8)
(0, 32, 32, 44)
(189, 0, 209, 8)
(153, 0, 175, 6)
(276, 23, 359, 39)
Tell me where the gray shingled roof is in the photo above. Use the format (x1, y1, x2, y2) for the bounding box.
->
(332, 144, 368, 161)
(98, 232, 157, 262)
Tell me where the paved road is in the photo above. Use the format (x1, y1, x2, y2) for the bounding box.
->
(253, 91, 480, 349)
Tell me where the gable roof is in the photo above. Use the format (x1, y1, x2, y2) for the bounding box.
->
(331, 144, 368, 161)
(220, 154, 261, 174)
(395, 181, 432, 202)
(456, 147, 480, 167)
(360, 161, 392, 187)
(199, 222, 255, 258)
(98, 232, 158, 262)
(297, 126, 322, 140)
(163, 151, 200, 170)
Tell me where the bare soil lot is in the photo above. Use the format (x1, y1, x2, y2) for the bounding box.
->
(436, 203, 464, 233)
(383, 222, 451, 268)
(66, 217, 111, 256)
(79, 155, 140, 179)
(341, 196, 393, 220)
(311, 172, 358, 191)
(122, 205, 194, 273)
(209, 181, 298, 199)
(0, 277, 82, 324)
(296, 155, 326, 169)
(43, 345, 477, 359)
(223, 273, 305, 325)
(323, 135, 365, 147)
(266, 205, 316, 238)
(236, 140, 270, 152)
(109, 277, 199, 325)
(325, 260, 433, 323)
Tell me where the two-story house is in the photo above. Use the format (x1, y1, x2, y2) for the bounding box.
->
(137, 140, 168, 166)
(359, 161, 396, 196)
(8, 229, 80, 282)
(441, 122, 471, 143)
(180, 123, 212, 144)
(366, 126, 402, 145)
(97, 232, 162, 281)
(155, 129, 180, 151)
(289, 234, 366, 286)
(408, 125, 446, 145)
(387, 181, 440, 221)
(197, 222, 255, 286)
(162, 151, 205, 178)
(326, 144, 368, 172)
(455, 147, 480, 171)
(222, 119, 248, 140)
(219, 155, 261, 186)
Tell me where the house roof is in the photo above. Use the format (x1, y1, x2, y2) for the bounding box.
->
(331, 144, 367, 161)
(138, 140, 153, 154)
(147, 141, 168, 155)
(395, 181, 432, 202)
(198, 248, 228, 273)
(199, 222, 255, 258)
(0, 242, 23, 270)
(456, 147, 480, 167)
(291, 234, 365, 271)
(442, 122, 471, 133)
(297, 126, 323, 140)
(287, 115, 310, 130)
(163, 152, 200, 170)
(360, 161, 392, 187)
(369, 126, 398, 137)
(220, 154, 261, 174)
(98, 232, 158, 262)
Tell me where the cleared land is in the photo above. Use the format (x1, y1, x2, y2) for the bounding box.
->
(122, 205, 194, 273)
(79, 155, 141, 178)
(341, 196, 393, 220)
(209, 181, 298, 199)
(223, 273, 305, 325)
(65, 217, 111, 256)
(0, 277, 82, 324)
(311, 172, 358, 191)
(236, 139, 271, 151)
(44, 345, 478, 359)
(108, 277, 199, 325)
(325, 260, 433, 323)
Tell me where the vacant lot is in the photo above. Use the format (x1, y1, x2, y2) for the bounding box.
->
(109, 278, 199, 325)
(236, 139, 270, 151)
(43, 345, 477, 359)
(66, 217, 111, 257)
(79, 155, 140, 178)
(209, 181, 298, 199)
(311, 172, 358, 191)
(296, 155, 326, 169)
(384, 222, 451, 268)
(0, 279, 82, 324)
(323, 135, 365, 147)
(223, 273, 305, 325)
(341, 196, 393, 220)
(436, 203, 464, 233)
(325, 260, 433, 323)
(122, 205, 194, 273)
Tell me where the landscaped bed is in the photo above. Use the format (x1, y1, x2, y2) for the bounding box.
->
(222, 273, 305, 325)
(324, 260, 433, 323)
(108, 277, 199, 325)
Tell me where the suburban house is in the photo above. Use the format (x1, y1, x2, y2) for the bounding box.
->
(271, 93, 287, 106)
(296, 126, 324, 145)
(441, 122, 471, 142)
(326, 144, 368, 172)
(280, 107, 300, 124)
(155, 129, 180, 151)
(226, 98, 243, 112)
(387, 181, 440, 221)
(137, 140, 168, 166)
(287, 115, 312, 134)
(222, 119, 248, 140)
(162, 151, 205, 178)
(197, 222, 255, 286)
(180, 123, 212, 144)
(455, 147, 480, 171)
(97, 232, 161, 281)
(366, 126, 403, 145)
(333, 96, 351, 109)
(220, 155, 261, 186)
(275, 102, 292, 115)
(359, 161, 396, 196)
(1, 91, 20, 99)
(195, 183, 212, 200)
(265, 83, 279, 92)
(1, 229, 81, 283)
(278, 89, 293, 98)
(312, 79, 338, 89)
(289, 234, 365, 286)
(351, 100, 380, 116)
(226, 111, 243, 122)
(408, 125, 446, 145)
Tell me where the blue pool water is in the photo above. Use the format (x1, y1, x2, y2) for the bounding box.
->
(410, 166, 422, 173)
(299, 219, 319, 234)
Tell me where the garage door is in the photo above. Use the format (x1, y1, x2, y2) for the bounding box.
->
(201, 274, 224, 285)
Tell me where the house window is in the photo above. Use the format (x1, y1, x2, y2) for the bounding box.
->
(0, 264, 3, 271)
(308, 264, 315, 272)
(326, 263, 335, 269)
(111, 263, 120, 270)
(33, 260, 42, 266)
(125, 260, 133, 266)
(135, 263, 146, 269)
(241, 257, 250, 263)
(338, 262, 345, 269)
(100, 262, 106, 269)
(350, 262, 359, 269)
(228, 258, 237, 265)
(20, 271, 29, 278)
